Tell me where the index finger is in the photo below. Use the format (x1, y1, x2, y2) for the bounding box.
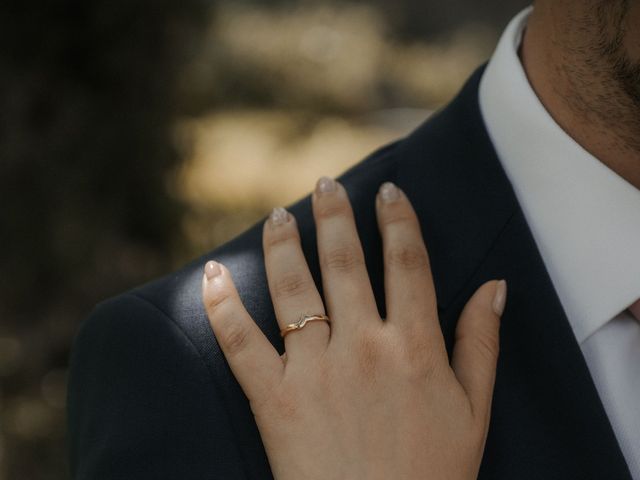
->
(202, 261, 284, 405)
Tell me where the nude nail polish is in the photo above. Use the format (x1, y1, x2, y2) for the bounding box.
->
(270, 207, 290, 226)
(205, 261, 222, 280)
(380, 182, 400, 203)
(492, 279, 508, 316)
(316, 176, 336, 194)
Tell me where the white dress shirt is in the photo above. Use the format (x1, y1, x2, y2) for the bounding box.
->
(479, 7, 640, 478)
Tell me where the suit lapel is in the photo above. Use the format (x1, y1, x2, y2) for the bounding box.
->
(395, 66, 632, 479)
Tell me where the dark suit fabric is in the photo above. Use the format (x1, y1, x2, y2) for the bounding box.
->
(67, 66, 633, 479)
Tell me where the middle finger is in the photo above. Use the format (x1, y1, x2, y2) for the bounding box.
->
(312, 177, 380, 336)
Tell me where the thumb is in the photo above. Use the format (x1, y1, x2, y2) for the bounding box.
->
(451, 279, 507, 422)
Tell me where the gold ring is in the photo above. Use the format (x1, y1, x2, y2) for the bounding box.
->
(280, 314, 330, 338)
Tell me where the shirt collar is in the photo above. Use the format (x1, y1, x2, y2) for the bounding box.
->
(479, 7, 640, 343)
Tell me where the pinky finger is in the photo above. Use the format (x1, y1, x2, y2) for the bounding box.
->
(451, 279, 506, 423)
(202, 260, 284, 405)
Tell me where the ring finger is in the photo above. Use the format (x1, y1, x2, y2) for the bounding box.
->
(263, 206, 329, 359)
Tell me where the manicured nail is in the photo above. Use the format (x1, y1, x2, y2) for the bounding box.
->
(205, 261, 222, 280)
(492, 279, 507, 316)
(379, 182, 400, 203)
(316, 176, 336, 194)
(270, 207, 290, 226)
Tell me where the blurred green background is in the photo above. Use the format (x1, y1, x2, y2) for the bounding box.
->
(0, 0, 528, 478)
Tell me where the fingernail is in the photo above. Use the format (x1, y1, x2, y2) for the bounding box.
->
(379, 182, 400, 203)
(205, 261, 222, 280)
(492, 279, 507, 316)
(316, 176, 336, 194)
(270, 207, 290, 226)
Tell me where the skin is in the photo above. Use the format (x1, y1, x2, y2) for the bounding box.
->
(202, 178, 506, 480)
(521, 0, 640, 189)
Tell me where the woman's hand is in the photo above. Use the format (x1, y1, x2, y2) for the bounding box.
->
(201, 177, 507, 480)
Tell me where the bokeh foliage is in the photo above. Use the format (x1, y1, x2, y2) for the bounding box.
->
(0, 0, 209, 477)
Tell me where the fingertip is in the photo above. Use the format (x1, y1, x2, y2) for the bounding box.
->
(378, 181, 402, 204)
(204, 260, 223, 281)
(491, 279, 507, 317)
(315, 176, 337, 195)
(452, 279, 504, 420)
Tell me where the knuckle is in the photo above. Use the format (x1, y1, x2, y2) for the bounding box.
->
(322, 245, 364, 272)
(273, 272, 312, 300)
(218, 316, 250, 355)
(404, 331, 431, 358)
(354, 327, 387, 380)
(465, 330, 500, 364)
(386, 244, 429, 270)
(315, 201, 350, 220)
(398, 335, 440, 379)
(206, 288, 232, 312)
(379, 209, 415, 228)
(265, 228, 299, 249)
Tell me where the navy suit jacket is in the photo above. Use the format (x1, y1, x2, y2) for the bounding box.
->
(67, 66, 633, 479)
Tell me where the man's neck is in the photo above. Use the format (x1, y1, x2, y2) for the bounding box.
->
(519, 2, 640, 191)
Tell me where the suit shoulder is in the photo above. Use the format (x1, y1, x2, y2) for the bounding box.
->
(68, 292, 209, 397)
(67, 293, 249, 478)
(71, 292, 193, 364)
